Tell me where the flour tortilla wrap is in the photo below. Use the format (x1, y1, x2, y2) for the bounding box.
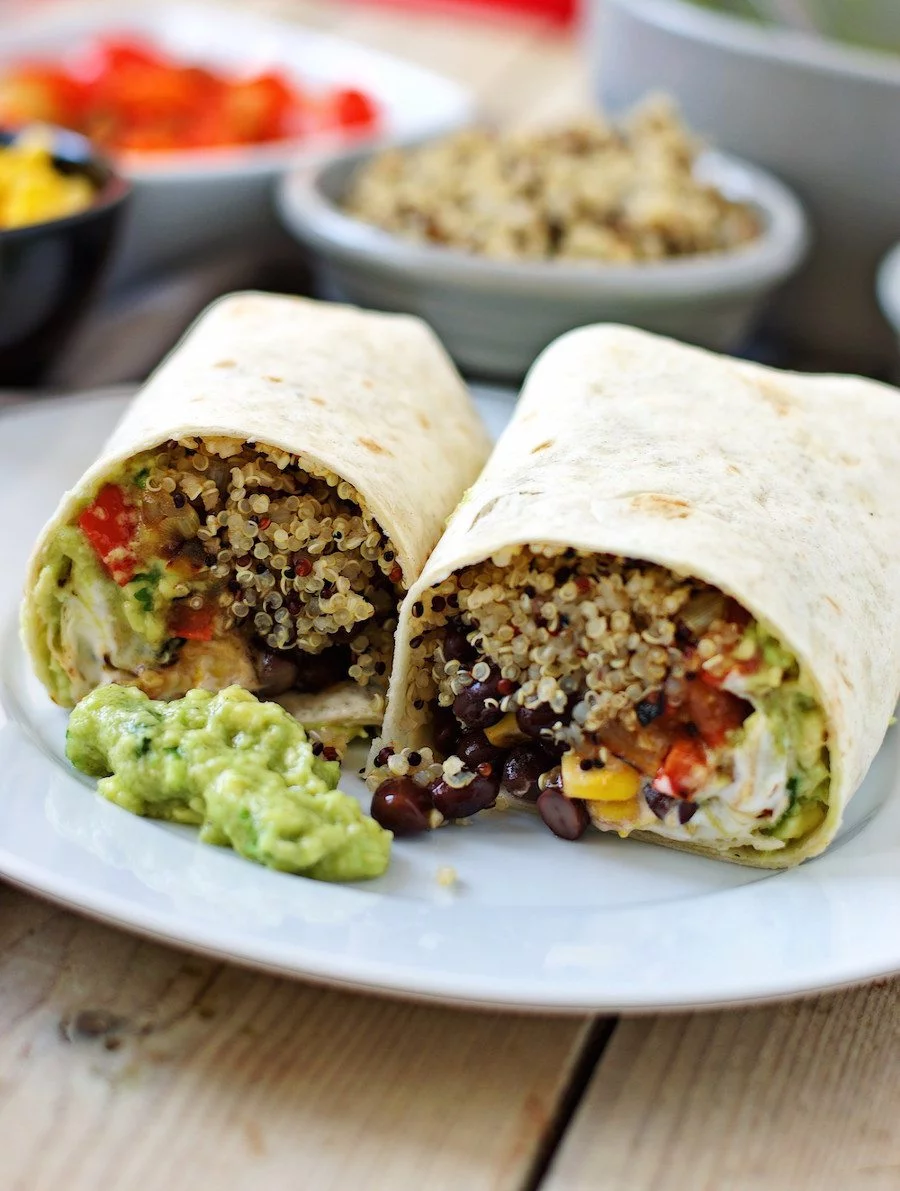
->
(375, 324, 900, 867)
(24, 292, 491, 728)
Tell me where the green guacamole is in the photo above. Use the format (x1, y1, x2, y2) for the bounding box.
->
(66, 685, 391, 881)
(733, 624, 830, 842)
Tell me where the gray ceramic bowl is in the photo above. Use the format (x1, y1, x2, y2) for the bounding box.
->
(876, 242, 900, 363)
(277, 143, 808, 380)
(590, 0, 900, 371)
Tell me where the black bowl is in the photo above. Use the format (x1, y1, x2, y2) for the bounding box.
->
(0, 127, 131, 386)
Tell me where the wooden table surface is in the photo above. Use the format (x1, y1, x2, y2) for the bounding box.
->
(5, 4, 900, 1189)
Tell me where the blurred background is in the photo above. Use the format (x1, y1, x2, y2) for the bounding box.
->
(0, 0, 898, 394)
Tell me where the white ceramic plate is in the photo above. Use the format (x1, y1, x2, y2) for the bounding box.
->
(5, 391, 900, 1013)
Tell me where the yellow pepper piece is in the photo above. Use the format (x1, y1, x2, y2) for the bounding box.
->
(484, 711, 527, 748)
(561, 751, 642, 801)
(589, 797, 640, 824)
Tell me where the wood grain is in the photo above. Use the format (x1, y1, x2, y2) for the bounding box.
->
(336, 5, 551, 110)
(544, 982, 900, 1191)
(0, 887, 592, 1191)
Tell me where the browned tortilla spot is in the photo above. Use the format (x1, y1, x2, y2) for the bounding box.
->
(825, 596, 842, 614)
(630, 493, 692, 518)
(757, 380, 791, 416)
(309, 396, 325, 407)
(531, 439, 555, 453)
(417, 412, 431, 430)
(265, 375, 283, 383)
(214, 359, 235, 369)
(358, 437, 392, 456)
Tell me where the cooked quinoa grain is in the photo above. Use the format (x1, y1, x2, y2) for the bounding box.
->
(344, 98, 760, 264)
(132, 436, 401, 697)
(405, 548, 703, 746)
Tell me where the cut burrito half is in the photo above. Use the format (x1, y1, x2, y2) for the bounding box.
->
(23, 293, 490, 737)
(367, 325, 900, 867)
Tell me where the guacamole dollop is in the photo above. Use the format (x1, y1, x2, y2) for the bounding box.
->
(731, 624, 830, 842)
(66, 684, 391, 881)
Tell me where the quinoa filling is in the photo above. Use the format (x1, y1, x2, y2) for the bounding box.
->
(368, 547, 830, 851)
(36, 435, 403, 724)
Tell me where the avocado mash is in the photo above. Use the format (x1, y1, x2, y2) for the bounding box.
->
(66, 685, 391, 881)
(730, 624, 829, 841)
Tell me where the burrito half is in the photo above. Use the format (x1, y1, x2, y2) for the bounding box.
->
(367, 325, 900, 867)
(23, 293, 491, 734)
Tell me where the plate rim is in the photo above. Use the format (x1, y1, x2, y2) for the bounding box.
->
(5, 388, 900, 1015)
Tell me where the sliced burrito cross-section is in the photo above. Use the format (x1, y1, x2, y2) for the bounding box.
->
(23, 293, 491, 734)
(367, 325, 900, 867)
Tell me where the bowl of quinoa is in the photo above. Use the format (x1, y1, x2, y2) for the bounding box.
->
(277, 97, 808, 379)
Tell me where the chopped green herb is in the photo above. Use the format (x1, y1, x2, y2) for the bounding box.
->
(134, 587, 154, 613)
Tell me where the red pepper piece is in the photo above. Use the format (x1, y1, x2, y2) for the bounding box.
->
(656, 735, 708, 798)
(78, 484, 137, 585)
(685, 680, 752, 748)
(168, 603, 215, 641)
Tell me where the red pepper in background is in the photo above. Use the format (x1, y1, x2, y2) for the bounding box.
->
(332, 88, 381, 129)
(168, 603, 215, 641)
(78, 485, 137, 586)
(0, 36, 379, 154)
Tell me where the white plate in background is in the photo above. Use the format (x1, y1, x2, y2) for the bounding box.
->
(4, 390, 900, 1012)
(0, 3, 474, 284)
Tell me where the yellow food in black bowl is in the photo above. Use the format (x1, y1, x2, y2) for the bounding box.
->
(0, 129, 96, 229)
(0, 124, 130, 386)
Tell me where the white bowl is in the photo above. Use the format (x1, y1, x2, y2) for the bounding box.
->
(876, 242, 900, 359)
(277, 142, 808, 380)
(0, 3, 474, 287)
(589, 0, 900, 370)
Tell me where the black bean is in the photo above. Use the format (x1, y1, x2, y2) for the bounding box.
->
(636, 692, 665, 726)
(431, 772, 499, 819)
(678, 800, 698, 825)
(645, 786, 697, 825)
(374, 746, 394, 768)
(442, 618, 475, 664)
(516, 698, 574, 745)
(371, 777, 433, 836)
(502, 744, 553, 802)
(291, 644, 351, 693)
(254, 648, 299, 697)
(537, 788, 589, 841)
(453, 670, 505, 730)
(432, 704, 458, 754)
(645, 786, 677, 821)
(457, 729, 503, 771)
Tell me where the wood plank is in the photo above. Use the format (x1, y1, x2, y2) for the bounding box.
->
(544, 983, 900, 1191)
(0, 887, 592, 1191)
(487, 29, 589, 125)
(332, 4, 550, 110)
